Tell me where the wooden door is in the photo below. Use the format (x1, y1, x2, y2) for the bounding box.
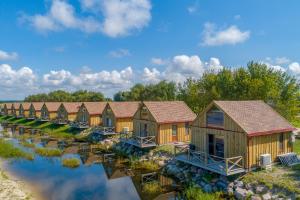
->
(172, 125, 178, 142)
(208, 134, 215, 155)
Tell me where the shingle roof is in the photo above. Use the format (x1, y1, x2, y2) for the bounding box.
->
(44, 102, 61, 112)
(5, 103, 13, 109)
(21, 103, 31, 110)
(143, 101, 196, 124)
(108, 102, 139, 118)
(32, 102, 44, 111)
(83, 102, 107, 115)
(13, 103, 20, 110)
(62, 102, 81, 113)
(214, 100, 296, 136)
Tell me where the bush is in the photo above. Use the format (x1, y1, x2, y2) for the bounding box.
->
(0, 139, 34, 160)
(20, 140, 35, 148)
(129, 157, 159, 171)
(181, 185, 222, 200)
(62, 158, 81, 168)
(35, 147, 62, 157)
(143, 181, 162, 194)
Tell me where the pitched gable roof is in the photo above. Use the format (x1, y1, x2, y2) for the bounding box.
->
(108, 102, 139, 118)
(143, 101, 196, 124)
(5, 103, 13, 109)
(32, 102, 44, 111)
(13, 103, 20, 109)
(213, 100, 295, 136)
(83, 102, 107, 115)
(62, 102, 81, 113)
(22, 103, 31, 110)
(44, 102, 61, 112)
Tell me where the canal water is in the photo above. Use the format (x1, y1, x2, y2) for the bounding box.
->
(0, 123, 179, 200)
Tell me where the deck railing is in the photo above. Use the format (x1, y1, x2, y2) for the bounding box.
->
(94, 126, 115, 134)
(120, 132, 156, 148)
(175, 145, 244, 175)
(70, 121, 89, 128)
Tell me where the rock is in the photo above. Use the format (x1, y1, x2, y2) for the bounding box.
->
(158, 160, 165, 167)
(203, 184, 212, 193)
(251, 195, 262, 200)
(262, 193, 271, 200)
(234, 181, 244, 189)
(234, 187, 248, 200)
(245, 183, 253, 190)
(255, 185, 268, 194)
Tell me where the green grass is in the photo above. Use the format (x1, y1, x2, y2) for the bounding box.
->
(181, 185, 223, 200)
(142, 181, 162, 194)
(152, 145, 174, 155)
(62, 157, 81, 168)
(0, 139, 34, 160)
(294, 139, 300, 155)
(129, 157, 160, 171)
(20, 140, 35, 148)
(35, 147, 62, 157)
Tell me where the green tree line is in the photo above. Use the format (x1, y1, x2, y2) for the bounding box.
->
(24, 62, 300, 120)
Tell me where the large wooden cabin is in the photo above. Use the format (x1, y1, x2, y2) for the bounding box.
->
(12, 103, 20, 118)
(19, 103, 31, 118)
(28, 102, 44, 119)
(176, 100, 295, 176)
(40, 102, 61, 121)
(3, 103, 12, 116)
(121, 101, 196, 148)
(55, 102, 81, 124)
(72, 102, 107, 128)
(97, 102, 139, 135)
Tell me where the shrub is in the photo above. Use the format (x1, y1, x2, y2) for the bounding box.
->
(62, 158, 81, 168)
(143, 181, 162, 194)
(129, 157, 159, 171)
(20, 140, 35, 148)
(181, 185, 222, 200)
(0, 139, 34, 160)
(35, 147, 62, 157)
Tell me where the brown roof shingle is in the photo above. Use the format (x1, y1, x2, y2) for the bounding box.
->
(44, 102, 61, 112)
(32, 102, 44, 111)
(13, 103, 20, 109)
(5, 103, 13, 109)
(62, 102, 81, 113)
(143, 101, 196, 124)
(214, 100, 295, 136)
(83, 102, 107, 115)
(21, 103, 31, 110)
(108, 102, 139, 118)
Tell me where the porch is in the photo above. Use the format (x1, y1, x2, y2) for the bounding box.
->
(70, 121, 90, 129)
(93, 126, 117, 136)
(120, 132, 157, 148)
(175, 145, 245, 176)
(53, 118, 68, 125)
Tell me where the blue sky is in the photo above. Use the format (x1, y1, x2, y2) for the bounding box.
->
(1, 0, 300, 100)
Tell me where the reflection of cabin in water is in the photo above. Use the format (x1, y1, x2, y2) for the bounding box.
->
(121, 101, 196, 148)
(19, 103, 31, 118)
(40, 102, 61, 121)
(28, 102, 44, 119)
(55, 102, 81, 124)
(3, 103, 12, 116)
(96, 102, 139, 136)
(176, 100, 296, 176)
(12, 103, 20, 117)
(72, 102, 107, 128)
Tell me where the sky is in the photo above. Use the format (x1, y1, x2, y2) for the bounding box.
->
(1, 0, 300, 100)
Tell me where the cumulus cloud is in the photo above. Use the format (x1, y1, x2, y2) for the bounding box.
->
(24, 0, 151, 37)
(109, 49, 131, 58)
(151, 57, 166, 65)
(142, 67, 161, 83)
(0, 50, 18, 60)
(202, 22, 250, 46)
(288, 62, 300, 75)
(275, 57, 290, 65)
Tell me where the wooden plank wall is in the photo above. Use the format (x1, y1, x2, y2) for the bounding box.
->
(68, 113, 77, 122)
(89, 115, 101, 126)
(102, 105, 116, 127)
(133, 119, 158, 137)
(158, 123, 191, 145)
(49, 112, 57, 120)
(57, 106, 68, 121)
(247, 132, 293, 168)
(116, 118, 133, 133)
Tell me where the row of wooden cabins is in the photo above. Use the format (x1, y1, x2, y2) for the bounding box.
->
(0, 100, 296, 176)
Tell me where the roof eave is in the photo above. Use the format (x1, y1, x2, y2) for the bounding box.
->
(247, 127, 296, 137)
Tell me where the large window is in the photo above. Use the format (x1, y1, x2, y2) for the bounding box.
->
(206, 107, 224, 128)
(172, 125, 177, 136)
(185, 122, 190, 135)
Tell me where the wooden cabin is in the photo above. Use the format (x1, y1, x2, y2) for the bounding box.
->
(72, 102, 107, 128)
(176, 100, 295, 176)
(2, 103, 12, 116)
(19, 103, 32, 118)
(12, 103, 20, 118)
(28, 102, 44, 119)
(40, 102, 61, 121)
(121, 101, 196, 148)
(97, 102, 139, 135)
(55, 102, 81, 124)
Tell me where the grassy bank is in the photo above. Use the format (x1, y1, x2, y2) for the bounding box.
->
(35, 147, 62, 157)
(181, 185, 222, 200)
(129, 158, 159, 171)
(0, 139, 34, 160)
(62, 158, 81, 168)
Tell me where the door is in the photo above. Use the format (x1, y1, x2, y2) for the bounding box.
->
(215, 137, 224, 158)
(208, 134, 215, 155)
(172, 125, 178, 142)
(208, 134, 225, 158)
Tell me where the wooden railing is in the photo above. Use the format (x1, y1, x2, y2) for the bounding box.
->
(120, 132, 156, 147)
(175, 145, 244, 175)
(70, 121, 89, 128)
(94, 126, 115, 134)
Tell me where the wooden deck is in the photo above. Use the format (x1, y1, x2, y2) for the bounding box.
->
(70, 121, 89, 129)
(120, 133, 156, 148)
(93, 126, 118, 136)
(175, 146, 245, 176)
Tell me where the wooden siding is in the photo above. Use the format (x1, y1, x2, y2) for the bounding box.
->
(158, 122, 191, 145)
(116, 118, 133, 133)
(102, 104, 116, 127)
(247, 132, 292, 169)
(76, 104, 101, 126)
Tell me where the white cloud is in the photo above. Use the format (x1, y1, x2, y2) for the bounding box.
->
(151, 57, 166, 65)
(101, 0, 151, 37)
(288, 62, 300, 74)
(25, 0, 151, 37)
(0, 50, 18, 60)
(275, 57, 290, 65)
(142, 67, 161, 83)
(202, 22, 250, 46)
(109, 49, 131, 58)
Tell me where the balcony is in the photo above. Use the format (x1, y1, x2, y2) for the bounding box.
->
(38, 116, 50, 122)
(175, 145, 245, 176)
(120, 132, 156, 148)
(70, 121, 90, 129)
(53, 118, 69, 125)
(93, 126, 117, 136)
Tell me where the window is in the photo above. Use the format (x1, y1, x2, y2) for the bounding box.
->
(172, 125, 177, 136)
(279, 133, 284, 152)
(206, 107, 224, 127)
(185, 122, 190, 135)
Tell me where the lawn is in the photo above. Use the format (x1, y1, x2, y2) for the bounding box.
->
(294, 139, 300, 155)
